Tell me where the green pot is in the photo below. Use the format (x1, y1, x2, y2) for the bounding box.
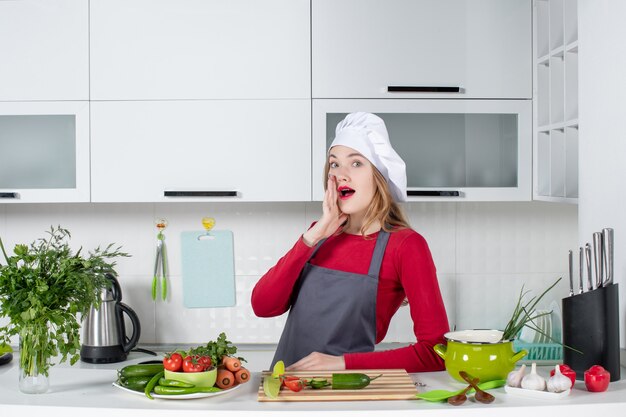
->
(434, 330, 527, 383)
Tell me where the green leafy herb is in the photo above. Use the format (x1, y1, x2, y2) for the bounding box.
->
(191, 332, 245, 367)
(0, 226, 129, 377)
(492, 277, 581, 354)
(501, 277, 564, 343)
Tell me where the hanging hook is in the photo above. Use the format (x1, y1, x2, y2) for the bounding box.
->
(199, 217, 216, 240)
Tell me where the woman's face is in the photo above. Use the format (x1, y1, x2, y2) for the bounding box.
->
(328, 145, 376, 216)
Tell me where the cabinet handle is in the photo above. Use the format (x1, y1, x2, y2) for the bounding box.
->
(0, 192, 19, 199)
(407, 190, 460, 197)
(387, 86, 461, 93)
(164, 191, 238, 197)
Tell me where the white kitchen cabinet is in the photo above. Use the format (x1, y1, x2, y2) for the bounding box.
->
(0, 0, 88, 101)
(90, 100, 311, 202)
(533, 0, 578, 203)
(0, 101, 90, 203)
(313, 99, 532, 202)
(312, 0, 532, 99)
(90, 0, 310, 100)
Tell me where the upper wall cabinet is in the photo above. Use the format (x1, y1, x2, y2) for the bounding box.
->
(90, 0, 310, 100)
(0, 0, 89, 101)
(0, 101, 90, 203)
(90, 100, 311, 202)
(313, 99, 532, 202)
(312, 0, 532, 99)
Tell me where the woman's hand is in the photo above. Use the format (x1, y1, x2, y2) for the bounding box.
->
(285, 352, 346, 371)
(302, 175, 348, 247)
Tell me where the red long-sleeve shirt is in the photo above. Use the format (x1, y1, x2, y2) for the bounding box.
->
(251, 227, 449, 373)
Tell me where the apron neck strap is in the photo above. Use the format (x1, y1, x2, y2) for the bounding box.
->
(367, 230, 390, 277)
(309, 237, 327, 260)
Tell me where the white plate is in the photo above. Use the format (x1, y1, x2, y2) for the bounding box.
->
(112, 382, 241, 400)
(544, 313, 552, 343)
(533, 313, 545, 344)
(549, 300, 562, 342)
(519, 319, 537, 343)
(504, 385, 570, 400)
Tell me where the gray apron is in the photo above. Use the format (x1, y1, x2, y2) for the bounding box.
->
(271, 230, 390, 368)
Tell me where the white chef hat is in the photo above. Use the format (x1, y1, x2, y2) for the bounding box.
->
(329, 112, 407, 202)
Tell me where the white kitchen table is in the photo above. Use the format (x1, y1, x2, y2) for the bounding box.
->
(1, 347, 625, 417)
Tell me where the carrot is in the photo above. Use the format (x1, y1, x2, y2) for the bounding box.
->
(216, 368, 235, 389)
(234, 367, 250, 384)
(221, 355, 241, 372)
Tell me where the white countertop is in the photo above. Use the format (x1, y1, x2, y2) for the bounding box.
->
(1, 348, 626, 417)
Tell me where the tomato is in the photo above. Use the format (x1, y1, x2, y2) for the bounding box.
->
(182, 355, 206, 373)
(163, 352, 183, 372)
(550, 364, 577, 388)
(584, 365, 610, 392)
(197, 355, 212, 370)
(282, 376, 304, 392)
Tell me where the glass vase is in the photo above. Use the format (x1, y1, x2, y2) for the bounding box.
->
(18, 324, 50, 394)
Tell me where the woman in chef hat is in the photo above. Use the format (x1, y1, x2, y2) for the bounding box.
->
(251, 112, 449, 372)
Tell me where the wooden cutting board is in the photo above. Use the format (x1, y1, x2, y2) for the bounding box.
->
(257, 369, 418, 402)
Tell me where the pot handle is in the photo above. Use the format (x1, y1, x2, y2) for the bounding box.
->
(433, 343, 447, 360)
(510, 349, 528, 364)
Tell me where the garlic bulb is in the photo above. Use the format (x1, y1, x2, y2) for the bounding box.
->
(506, 364, 526, 387)
(521, 362, 546, 391)
(547, 364, 572, 393)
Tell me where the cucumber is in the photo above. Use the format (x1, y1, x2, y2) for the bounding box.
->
(118, 363, 164, 378)
(118, 375, 152, 391)
(331, 373, 382, 390)
(308, 377, 330, 389)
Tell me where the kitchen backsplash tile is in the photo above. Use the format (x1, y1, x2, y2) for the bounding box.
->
(454, 272, 571, 331)
(0, 201, 577, 345)
(456, 202, 578, 274)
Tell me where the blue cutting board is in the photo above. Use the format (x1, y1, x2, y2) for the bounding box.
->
(181, 230, 236, 308)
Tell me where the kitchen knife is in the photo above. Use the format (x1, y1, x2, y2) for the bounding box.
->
(578, 247, 584, 294)
(585, 243, 593, 291)
(593, 232, 604, 289)
(568, 249, 574, 296)
(602, 228, 614, 286)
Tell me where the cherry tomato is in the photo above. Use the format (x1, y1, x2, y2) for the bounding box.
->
(197, 355, 212, 370)
(550, 364, 577, 387)
(281, 375, 299, 387)
(163, 352, 183, 372)
(182, 355, 206, 373)
(283, 376, 305, 392)
(584, 365, 610, 392)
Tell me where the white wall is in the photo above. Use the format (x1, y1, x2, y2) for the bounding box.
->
(579, 0, 626, 348)
(0, 201, 576, 346)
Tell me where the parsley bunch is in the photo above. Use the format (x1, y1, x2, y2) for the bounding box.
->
(191, 332, 245, 367)
(0, 226, 129, 377)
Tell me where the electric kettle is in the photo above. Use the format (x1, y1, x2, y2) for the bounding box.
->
(80, 273, 141, 363)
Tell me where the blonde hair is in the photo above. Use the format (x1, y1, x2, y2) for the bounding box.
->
(323, 162, 411, 237)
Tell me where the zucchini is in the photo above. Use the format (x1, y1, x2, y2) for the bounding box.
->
(118, 363, 164, 378)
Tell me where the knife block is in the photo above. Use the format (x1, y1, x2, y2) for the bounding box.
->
(562, 283, 620, 382)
